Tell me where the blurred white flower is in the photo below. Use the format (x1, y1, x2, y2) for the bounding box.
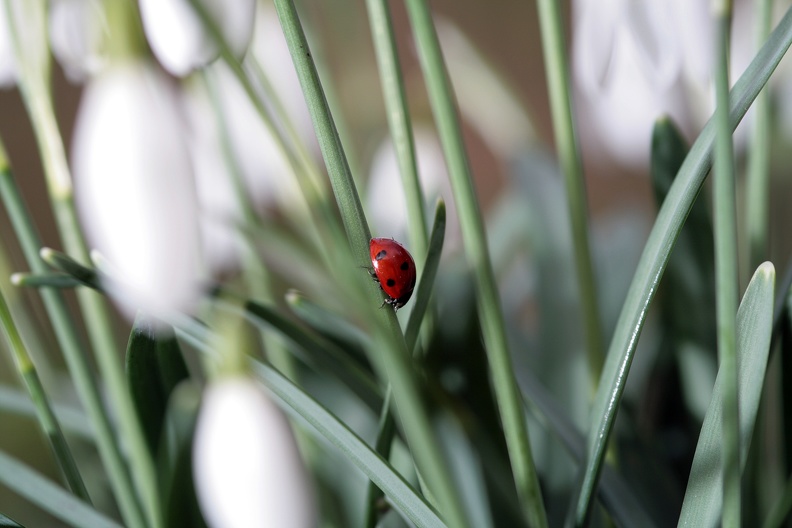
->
(366, 127, 460, 250)
(193, 377, 316, 528)
(245, 2, 316, 149)
(573, 0, 756, 168)
(183, 60, 300, 272)
(48, 0, 106, 83)
(138, 0, 255, 77)
(180, 3, 320, 272)
(0, 0, 49, 88)
(72, 60, 205, 320)
(0, 3, 16, 87)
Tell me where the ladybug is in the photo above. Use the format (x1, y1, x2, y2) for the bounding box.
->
(369, 237, 417, 310)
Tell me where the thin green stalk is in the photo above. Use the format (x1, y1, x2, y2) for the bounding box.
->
(25, 65, 162, 528)
(746, 0, 774, 272)
(0, 150, 146, 528)
(364, 0, 429, 258)
(201, 70, 297, 378)
(712, 2, 740, 526)
(6, 1, 162, 524)
(272, 1, 470, 526)
(0, 288, 91, 502)
(188, 0, 343, 271)
(402, 1, 547, 526)
(535, 0, 603, 387)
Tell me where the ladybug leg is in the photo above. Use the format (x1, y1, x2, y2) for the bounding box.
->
(359, 265, 379, 281)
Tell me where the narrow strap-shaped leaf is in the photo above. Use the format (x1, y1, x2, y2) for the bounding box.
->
(518, 371, 656, 528)
(678, 262, 775, 526)
(365, 200, 446, 526)
(0, 513, 24, 527)
(39, 248, 101, 291)
(405, 200, 446, 350)
(249, 359, 446, 528)
(126, 316, 190, 456)
(573, 8, 792, 523)
(242, 300, 382, 410)
(0, 448, 123, 528)
(158, 382, 207, 528)
(285, 291, 369, 363)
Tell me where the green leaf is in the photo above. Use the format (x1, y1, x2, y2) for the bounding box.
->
(650, 117, 717, 420)
(126, 316, 190, 455)
(10, 272, 83, 289)
(285, 290, 369, 363)
(0, 448, 123, 528)
(249, 359, 446, 528)
(678, 262, 775, 526)
(0, 384, 94, 440)
(242, 300, 382, 410)
(574, 8, 792, 523)
(158, 381, 207, 528)
(39, 248, 101, 291)
(404, 200, 446, 351)
(0, 513, 24, 527)
(518, 371, 656, 528)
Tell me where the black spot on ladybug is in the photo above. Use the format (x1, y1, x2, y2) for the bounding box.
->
(375, 250, 387, 261)
(400, 261, 409, 271)
(386, 278, 396, 287)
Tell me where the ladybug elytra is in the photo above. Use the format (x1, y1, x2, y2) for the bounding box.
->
(369, 238, 417, 310)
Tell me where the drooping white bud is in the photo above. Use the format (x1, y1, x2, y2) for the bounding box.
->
(71, 60, 205, 320)
(193, 378, 316, 528)
(138, 0, 255, 77)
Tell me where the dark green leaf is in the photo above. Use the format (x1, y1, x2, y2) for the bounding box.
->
(126, 316, 190, 455)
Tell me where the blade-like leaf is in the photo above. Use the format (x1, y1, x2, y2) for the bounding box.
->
(518, 372, 656, 528)
(404, 199, 446, 351)
(242, 300, 382, 410)
(678, 262, 775, 526)
(0, 448, 123, 528)
(249, 359, 446, 528)
(574, 8, 792, 523)
(126, 316, 190, 456)
(0, 513, 24, 527)
(158, 381, 207, 528)
(285, 290, 369, 363)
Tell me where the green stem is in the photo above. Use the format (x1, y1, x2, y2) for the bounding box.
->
(272, 1, 470, 526)
(402, 1, 547, 526)
(713, 3, 740, 527)
(364, 0, 429, 257)
(746, 0, 774, 272)
(0, 288, 91, 502)
(535, 0, 604, 387)
(4, 1, 161, 520)
(0, 155, 146, 528)
(28, 79, 162, 528)
(188, 0, 343, 271)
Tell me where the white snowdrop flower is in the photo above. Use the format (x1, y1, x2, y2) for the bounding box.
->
(367, 127, 460, 251)
(246, 2, 316, 147)
(138, 0, 256, 77)
(193, 377, 316, 528)
(0, 0, 49, 88)
(0, 3, 16, 87)
(573, 0, 757, 168)
(48, 0, 106, 83)
(183, 60, 300, 272)
(72, 60, 205, 320)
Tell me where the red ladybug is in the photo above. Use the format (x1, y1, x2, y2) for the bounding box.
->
(369, 237, 417, 310)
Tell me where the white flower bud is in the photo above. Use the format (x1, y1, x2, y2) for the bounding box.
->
(48, 0, 106, 83)
(138, 0, 256, 77)
(193, 378, 316, 528)
(72, 60, 205, 320)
